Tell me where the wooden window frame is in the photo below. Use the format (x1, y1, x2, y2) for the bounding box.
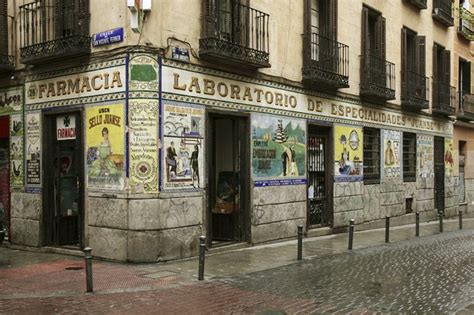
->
(403, 132, 417, 182)
(363, 127, 380, 184)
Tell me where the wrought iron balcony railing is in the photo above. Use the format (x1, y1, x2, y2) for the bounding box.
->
(432, 0, 454, 26)
(360, 54, 396, 101)
(432, 81, 456, 115)
(19, 0, 91, 65)
(401, 71, 429, 110)
(459, 7, 474, 41)
(457, 92, 474, 121)
(302, 32, 349, 89)
(406, 0, 427, 10)
(200, 0, 270, 68)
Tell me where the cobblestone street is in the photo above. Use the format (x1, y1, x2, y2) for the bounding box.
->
(0, 221, 473, 314)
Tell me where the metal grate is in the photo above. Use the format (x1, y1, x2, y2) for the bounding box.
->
(363, 128, 380, 184)
(403, 132, 416, 182)
(307, 134, 327, 226)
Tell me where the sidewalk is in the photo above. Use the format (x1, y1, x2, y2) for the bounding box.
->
(0, 216, 472, 300)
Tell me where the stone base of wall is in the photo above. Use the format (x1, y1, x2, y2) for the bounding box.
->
(9, 192, 41, 247)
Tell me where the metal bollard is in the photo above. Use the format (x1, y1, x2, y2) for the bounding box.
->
(438, 212, 443, 233)
(415, 212, 420, 237)
(198, 235, 206, 281)
(459, 210, 463, 230)
(297, 225, 303, 261)
(83, 247, 93, 293)
(348, 219, 355, 250)
(385, 216, 390, 243)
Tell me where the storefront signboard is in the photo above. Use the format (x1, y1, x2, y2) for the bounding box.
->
(162, 65, 452, 135)
(56, 115, 76, 141)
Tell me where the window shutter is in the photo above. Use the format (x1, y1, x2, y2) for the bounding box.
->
(375, 15, 386, 60)
(0, 0, 7, 55)
(361, 7, 370, 56)
(204, 0, 217, 37)
(416, 36, 426, 77)
(433, 44, 439, 105)
(443, 49, 451, 85)
(466, 61, 471, 94)
(328, 0, 337, 40)
(401, 28, 408, 93)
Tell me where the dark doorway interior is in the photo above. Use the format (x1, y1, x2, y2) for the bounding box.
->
(43, 112, 83, 246)
(434, 136, 445, 214)
(307, 124, 332, 227)
(0, 116, 9, 240)
(208, 114, 249, 244)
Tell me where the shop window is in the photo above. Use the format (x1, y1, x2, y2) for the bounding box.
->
(459, 140, 466, 203)
(363, 127, 380, 184)
(403, 132, 416, 182)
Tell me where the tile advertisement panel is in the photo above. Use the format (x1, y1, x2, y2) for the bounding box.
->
(444, 138, 454, 177)
(382, 130, 401, 179)
(129, 99, 159, 193)
(252, 113, 306, 187)
(162, 102, 204, 191)
(25, 112, 41, 191)
(86, 103, 125, 190)
(10, 114, 24, 188)
(334, 125, 363, 182)
(417, 135, 434, 179)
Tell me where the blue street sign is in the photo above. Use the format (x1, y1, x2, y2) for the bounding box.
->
(92, 28, 124, 47)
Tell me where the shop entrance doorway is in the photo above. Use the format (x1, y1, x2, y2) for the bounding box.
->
(307, 125, 332, 227)
(43, 112, 84, 246)
(434, 136, 445, 215)
(0, 116, 10, 240)
(208, 114, 249, 245)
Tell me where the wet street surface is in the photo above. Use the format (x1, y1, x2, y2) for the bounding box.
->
(0, 227, 473, 314)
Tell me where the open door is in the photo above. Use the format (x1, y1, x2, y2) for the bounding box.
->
(208, 114, 249, 245)
(43, 112, 84, 246)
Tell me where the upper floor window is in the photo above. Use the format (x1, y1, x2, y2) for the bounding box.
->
(432, 43, 455, 114)
(360, 6, 395, 101)
(363, 127, 380, 184)
(401, 27, 428, 110)
(200, 0, 270, 68)
(302, 0, 349, 89)
(19, 0, 91, 65)
(459, 0, 473, 40)
(433, 0, 454, 26)
(0, 0, 13, 71)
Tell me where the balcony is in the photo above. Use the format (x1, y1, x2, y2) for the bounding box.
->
(432, 0, 454, 27)
(458, 8, 474, 41)
(401, 71, 429, 111)
(19, 0, 91, 65)
(200, 0, 270, 69)
(302, 33, 349, 90)
(406, 0, 427, 10)
(432, 81, 456, 116)
(457, 93, 474, 121)
(360, 54, 396, 101)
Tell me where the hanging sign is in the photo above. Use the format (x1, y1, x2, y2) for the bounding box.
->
(56, 115, 76, 140)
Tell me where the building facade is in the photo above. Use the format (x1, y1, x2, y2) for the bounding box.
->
(0, 0, 471, 262)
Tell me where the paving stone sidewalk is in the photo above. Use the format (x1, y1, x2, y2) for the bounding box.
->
(0, 218, 472, 314)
